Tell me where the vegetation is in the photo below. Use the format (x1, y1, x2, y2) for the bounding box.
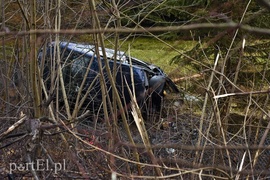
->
(1, 0, 270, 179)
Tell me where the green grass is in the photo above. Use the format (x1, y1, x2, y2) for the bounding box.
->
(74, 35, 195, 74)
(105, 37, 195, 74)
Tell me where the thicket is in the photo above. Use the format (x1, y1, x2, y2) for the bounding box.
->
(1, 0, 270, 179)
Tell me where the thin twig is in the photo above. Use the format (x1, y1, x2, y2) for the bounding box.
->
(0, 113, 27, 141)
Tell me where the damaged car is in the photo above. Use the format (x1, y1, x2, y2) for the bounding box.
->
(38, 41, 179, 115)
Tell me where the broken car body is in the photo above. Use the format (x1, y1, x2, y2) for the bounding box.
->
(38, 41, 179, 115)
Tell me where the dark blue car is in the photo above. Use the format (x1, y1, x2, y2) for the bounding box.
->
(38, 41, 179, 114)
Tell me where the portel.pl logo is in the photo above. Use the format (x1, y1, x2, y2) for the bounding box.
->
(9, 159, 66, 174)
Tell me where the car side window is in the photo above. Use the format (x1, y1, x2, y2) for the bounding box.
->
(61, 50, 91, 90)
(61, 50, 73, 84)
(71, 54, 90, 83)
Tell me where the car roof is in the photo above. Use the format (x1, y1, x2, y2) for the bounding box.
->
(58, 41, 128, 63)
